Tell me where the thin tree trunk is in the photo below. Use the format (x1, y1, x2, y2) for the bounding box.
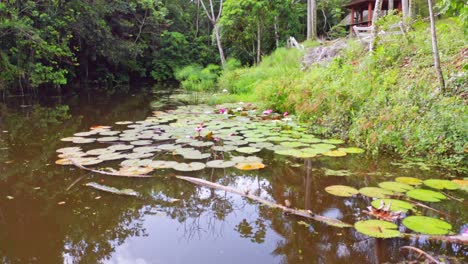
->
(427, 0, 445, 93)
(307, 0, 317, 40)
(370, 0, 383, 52)
(257, 21, 261, 64)
(213, 23, 226, 68)
(274, 16, 279, 48)
(388, 0, 394, 11)
(402, 0, 409, 18)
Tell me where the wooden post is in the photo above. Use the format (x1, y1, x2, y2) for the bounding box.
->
(368, 2, 373, 26)
(360, 9, 363, 24)
(350, 7, 355, 26)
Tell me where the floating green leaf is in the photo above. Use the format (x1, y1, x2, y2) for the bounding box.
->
(324, 169, 352, 177)
(371, 199, 414, 212)
(173, 162, 206, 172)
(423, 179, 459, 190)
(402, 216, 452, 235)
(395, 177, 423, 186)
(354, 220, 401, 238)
(359, 187, 393, 198)
(337, 147, 365, 154)
(236, 147, 261, 154)
(406, 189, 446, 202)
(324, 185, 358, 197)
(323, 150, 347, 157)
(378, 181, 414, 193)
(206, 160, 236, 168)
(322, 139, 344, 144)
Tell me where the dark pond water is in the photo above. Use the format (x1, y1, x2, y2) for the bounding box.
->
(0, 88, 466, 264)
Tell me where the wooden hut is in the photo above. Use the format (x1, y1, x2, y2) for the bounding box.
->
(344, 0, 403, 27)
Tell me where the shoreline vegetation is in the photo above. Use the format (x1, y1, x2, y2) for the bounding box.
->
(175, 18, 467, 168)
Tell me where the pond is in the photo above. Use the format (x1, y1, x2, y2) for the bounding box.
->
(0, 88, 466, 264)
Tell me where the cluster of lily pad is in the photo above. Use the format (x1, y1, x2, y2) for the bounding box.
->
(56, 103, 365, 176)
(324, 176, 466, 238)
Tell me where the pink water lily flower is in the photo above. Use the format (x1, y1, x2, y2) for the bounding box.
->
(247, 103, 252, 107)
(219, 108, 227, 114)
(263, 109, 273, 115)
(283, 112, 289, 117)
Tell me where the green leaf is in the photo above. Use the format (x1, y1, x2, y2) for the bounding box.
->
(395, 177, 423, 186)
(354, 220, 401, 238)
(371, 199, 415, 212)
(423, 179, 459, 190)
(378, 181, 414, 192)
(359, 187, 393, 198)
(324, 185, 358, 197)
(406, 189, 446, 202)
(402, 216, 452, 235)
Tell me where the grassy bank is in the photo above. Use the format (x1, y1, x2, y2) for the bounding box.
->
(215, 18, 466, 166)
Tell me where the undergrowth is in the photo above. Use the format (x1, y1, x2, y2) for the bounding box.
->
(217, 17, 467, 166)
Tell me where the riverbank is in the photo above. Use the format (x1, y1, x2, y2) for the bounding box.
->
(190, 18, 467, 167)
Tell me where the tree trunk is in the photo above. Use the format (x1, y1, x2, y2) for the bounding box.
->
(307, 0, 317, 40)
(274, 16, 279, 48)
(427, 0, 445, 93)
(370, 0, 383, 52)
(213, 23, 226, 68)
(257, 22, 262, 64)
(402, 0, 409, 18)
(388, 0, 394, 11)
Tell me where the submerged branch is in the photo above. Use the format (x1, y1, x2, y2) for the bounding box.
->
(403, 233, 468, 245)
(400, 246, 440, 264)
(175, 175, 352, 228)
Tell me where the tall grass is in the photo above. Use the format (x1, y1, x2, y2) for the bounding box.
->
(217, 18, 467, 165)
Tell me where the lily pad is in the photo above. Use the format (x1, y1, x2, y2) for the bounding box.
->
(86, 148, 114, 156)
(149, 160, 178, 169)
(120, 159, 152, 167)
(108, 144, 134, 151)
(173, 162, 206, 172)
(452, 179, 468, 192)
(212, 145, 237, 152)
(324, 185, 358, 197)
(371, 199, 414, 212)
(97, 153, 126, 161)
(324, 169, 352, 177)
(133, 146, 160, 153)
(354, 220, 401, 238)
(157, 144, 181, 151)
(236, 147, 261, 154)
(359, 187, 394, 198)
(280, 142, 308, 148)
(57, 152, 87, 159)
(97, 136, 120, 142)
(395, 177, 423, 186)
(406, 189, 446, 202)
(378, 181, 414, 193)
(337, 147, 365, 154)
(235, 162, 265, 171)
(206, 160, 236, 168)
(190, 141, 215, 148)
(423, 179, 459, 190)
(322, 139, 344, 144)
(275, 149, 317, 158)
(402, 216, 452, 235)
(72, 137, 96, 144)
(323, 150, 347, 157)
(130, 140, 153, 146)
(231, 156, 263, 163)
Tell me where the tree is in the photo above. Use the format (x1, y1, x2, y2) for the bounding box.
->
(427, 0, 445, 93)
(199, 0, 226, 68)
(369, 0, 384, 52)
(307, 0, 317, 39)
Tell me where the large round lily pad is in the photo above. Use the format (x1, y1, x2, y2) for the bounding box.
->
(108, 144, 134, 151)
(402, 216, 452, 235)
(236, 147, 261, 154)
(406, 189, 446, 202)
(354, 220, 401, 238)
(173, 162, 206, 172)
(212, 145, 237, 152)
(149, 160, 178, 169)
(324, 185, 358, 197)
(423, 179, 459, 190)
(322, 139, 344, 144)
(323, 150, 347, 157)
(206, 160, 236, 169)
(337, 147, 365, 154)
(395, 177, 423, 186)
(359, 187, 393, 198)
(371, 198, 415, 212)
(378, 181, 414, 193)
(274, 149, 317, 158)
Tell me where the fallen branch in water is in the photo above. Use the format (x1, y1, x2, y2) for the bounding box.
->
(66, 173, 90, 192)
(69, 159, 154, 178)
(175, 175, 352, 228)
(400, 246, 440, 263)
(85, 182, 140, 197)
(403, 233, 468, 245)
(405, 200, 450, 218)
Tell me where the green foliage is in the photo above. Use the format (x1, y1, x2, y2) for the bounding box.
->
(219, 18, 466, 166)
(175, 64, 221, 93)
